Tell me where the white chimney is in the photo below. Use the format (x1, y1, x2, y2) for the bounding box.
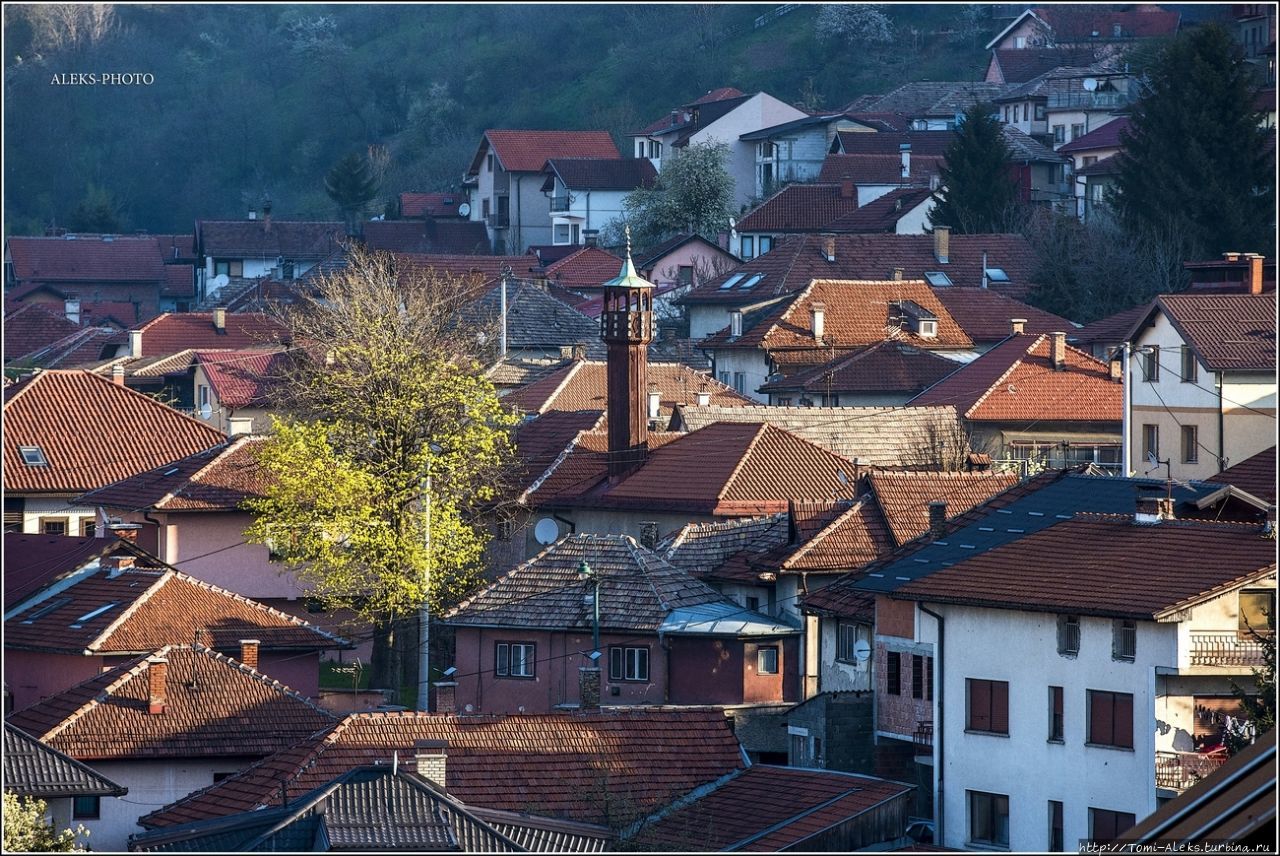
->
(696, 389, 711, 407)
(414, 740, 448, 788)
(810, 302, 825, 341)
(730, 310, 743, 338)
(248, 210, 256, 220)
(64, 297, 81, 325)
(900, 143, 911, 179)
(129, 330, 143, 359)
(1010, 318, 1027, 335)
(228, 416, 254, 436)
(1051, 332, 1066, 371)
(111, 363, 126, 386)
(212, 306, 226, 331)
(647, 386, 661, 419)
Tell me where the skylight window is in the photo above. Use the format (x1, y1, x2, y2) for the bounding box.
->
(924, 271, 953, 287)
(719, 274, 746, 290)
(21, 597, 72, 624)
(738, 274, 765, 290)
(19, 446, 48, 467)
(985, 268, 1010, 282)
(70, 602, 120, 629)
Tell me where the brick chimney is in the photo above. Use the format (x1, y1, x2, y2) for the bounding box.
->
(414, 740, 448, 788)
(1010, 318, 1027, 335)
(1051, 332, 1066, 371)
(108, 523, 142, 543)
(821, 234, 836, 263)
(840, 179, 854, 199)
(1247, 253, 1264, 295)
(810, 302, 826, 341)
(579, 666, 601, 710)
(928, 500, 948, 538)
(239, 639, 260, 671)
(1135, 495, 1164, 525)
(102, 555, 135, 577)
(1109, 357, 1122, 381)
(639, 521, 659, 549)
(146, 655, 168, 715)
(112, 363, 126, 386)
(433, 681, 457, 714)
(212, 306, 226, 332)
(933, 226, 950, 264)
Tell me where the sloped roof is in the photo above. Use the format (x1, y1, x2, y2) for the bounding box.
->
(910, 333, 1121, 422)
(196, 350, 289, 409)
(396, 253, 539, 288)
(19, 326, 128, 369)
(758, 340, 960, 397)
(1034, 6, 1182, 41)
(989, 47, 1106, 84)
(399, 191, 467, 218)
(4, 723, 127, 799)
(3, 370, 226, 494)
(671, 404, 965, 467)
(818, 154, 944, 186)
(855, 82, 1011, 118)
(628, 765, 912, 851)
(681, 233, 1038, 304)
(362, 219, 490, 255)
(1208, 446, 1277, 505)
(4, 302, 83, 361)
(7, 235, 166, 283)
(155, 234, 198, 263)
(737, 184, 859, 233)
(461, 279, 601, 354)
(77, 436, 270, 512)
(3, 533, 137, 611)
(543, 157, 657, 192)
(1074, 153, 1120, 176)
(196, 220, 345, 259)
(869, 470, 1020, 547)
(1001, 125, 1069, 163)
(824, 187, 936, 233)
(1057, 116, 1131, 153)
(1068, 302, 1149, 349)
(833, 131, 956, 156)
(140, 709, 746, 829)
(5, 558, 348, 655)
(134, 312, 290, 357)
(739, 111, 878, 141)
(894, 515, 1274, 619)
(1136, 294, 1277, 372)
(659, 513, 790, 580)
(633, 233, 731, 271)
(543, 246, 627, 290)
(513, 410, 605, 496)
(473, 130, 620, 175)
(932, 287, 1076, 343)
(8, 645, 337, 760)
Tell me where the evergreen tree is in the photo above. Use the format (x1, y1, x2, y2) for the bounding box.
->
(67, 183, 124, 233)
(928, 104, 1018, 234)
(1111, 24, 1274, 257)
(324, 153, 380, 232)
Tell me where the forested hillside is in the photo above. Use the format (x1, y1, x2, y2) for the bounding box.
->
(3, 4, 993, 234)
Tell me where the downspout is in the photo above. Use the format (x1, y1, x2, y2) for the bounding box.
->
(919, 604, 945, 846)
(585, 191, 591, 238)
(1122, 342, 1132, 476)
(1216, 372, 1225, 472)
(514, 175, 522, 253)
(142, 510, 165, 562)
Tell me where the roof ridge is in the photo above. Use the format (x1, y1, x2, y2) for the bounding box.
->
(765, 280, 819, 348)
(39, 648, 163, 742)
(718, 423, 771, 502)
(540, 360, 587, 414)
(194, 644, 336, 716)
(625, 537, 675, 613)
(167, 570, 349, 646)
(152, 438, 238, 509)
(518, 413, 605, 503)
(963, 333, 1043, 418)
(782, 499, 867, 569)
(85, 570, 174, 653)
(158, 435, 265, 510)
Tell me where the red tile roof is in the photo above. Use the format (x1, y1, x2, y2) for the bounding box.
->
(3, 534, 135, 611)
(736, 184, 860, 233)
(543, 246, 627, 290)
(1034, 6, 1182, 41)
(196, 220, 345, 259)
(630, 765, 912, 851)
(513, 410, 605, 496)
(77, 436, 271, 512)
(894, 515, 1274, 618)
(154, 234, 197, 263)
(6, 560, 347, 654)
(134, 312, 290, 356)
(196, 350, 288, 408)
(361, 220, 490, 255)
(910, 333, 1121, 422)
(1057, 116, 1131, 153)
(7, 235, 166, 283)
(3, 303, 83, 362)
(161, 265, 195, 298)
(1137, 294, 1277, 372)
(542, 158, 657, 192)
(8, 646, 336, 760)
(758, 341, 960, 397)
(396, 253, 538, 288)
(681, 233, 1038, 304)
(140, 709, 745, 828)
(869, 470, 1021, 547)
(825, 187, 935, 233)
(1208, 446, 1277, 504)
(3, 370, 226, 494)
(818, 154, 944, 186)
(932, 287, 1076, 343)
(474, 130, 620, 175)
(690, 87, 744, 105)
(398, 192, 466, 218)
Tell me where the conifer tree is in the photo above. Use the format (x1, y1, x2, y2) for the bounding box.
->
(928, 104, 1018, 234)
(324, 153, 381, 232)
(1112, 24, 1274, 257)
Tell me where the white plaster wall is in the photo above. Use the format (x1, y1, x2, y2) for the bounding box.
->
(894, 198, 935, 235)
(919, 604, 1176, 851)
(708, 347, 772, 401)
(561, 188, 630, 236)
(19, 496, 95, 535)
(690, 93, 806, 211)
(689, 305, 732, 341)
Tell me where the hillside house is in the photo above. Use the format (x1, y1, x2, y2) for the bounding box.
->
(1059, 117, 1130, 221)
(540, 158, 658, 247)
(985, 7, 1181, 56)
(738, 111, 882, 200)
(6, 234, 173, 324)
(195, 209, 344, 299)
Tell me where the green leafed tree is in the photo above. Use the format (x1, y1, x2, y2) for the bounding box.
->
(2, 793, 88, 852)
(324, 152, 381, 232)
(1111, 23, 1275, 258)
(928, 103, 1019, 235)
(611, 140, 735, 249)
(245, 248, 518, 693)
(1225, 613, 1275, 756)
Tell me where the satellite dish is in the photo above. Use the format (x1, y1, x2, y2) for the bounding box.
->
(458, 202, 471, 217)
(853, 639, 871, 663)
(210, 273, 230, 290)
(728, 216, 737, 230)
(1147, 451, 1159, 468)
(198, 402, 213, 420)
(1082, 78, 1098, 92)
(533, 517, 559, 545)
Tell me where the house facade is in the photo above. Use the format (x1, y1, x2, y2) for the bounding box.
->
(540, 158, 657, 247)
(738, 112, 879, 200)
(195, 209, 344, 300)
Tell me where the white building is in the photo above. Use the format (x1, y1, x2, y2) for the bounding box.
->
(539, 158, 657, 247)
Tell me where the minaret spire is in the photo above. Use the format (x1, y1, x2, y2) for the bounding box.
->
(600, 225, 655, 480)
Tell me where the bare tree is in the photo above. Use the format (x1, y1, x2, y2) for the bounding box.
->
(901, 412, 983, 472)
(17, 4, 117, 54)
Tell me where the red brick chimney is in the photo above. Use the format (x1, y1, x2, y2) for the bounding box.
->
(239, 639, 260, 671)
(1247, 253, 1264, 295)
(213, 306, 226, 332)
(111, 363, 126, 386)
(108, 523, 142, 543)
(146, 656, 168, 715)
(101, 555, 135, 577)
(433, 681, 457, 714)
(1010, 318, 1027, 335)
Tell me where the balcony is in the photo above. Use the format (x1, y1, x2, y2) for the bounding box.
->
(1047, 90, 1132, 112)
(487, 212, 510, 229)
(550, 196, 571, 213)
(1189, 631, 1269, 667)
(1155, 750, 1228, 792)
(913, 720, 933, 757)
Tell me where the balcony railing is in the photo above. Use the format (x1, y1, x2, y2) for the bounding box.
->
(1155, 750, 1228, 791)
(913, 721, 933, 756)
(1189, 631, 1269, 667)
(487, 212, 510, 229)
(550, 196, 571, 213)
(1047, 91, 1132, 111)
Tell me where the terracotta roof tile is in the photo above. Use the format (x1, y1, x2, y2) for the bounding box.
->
(990, 47, 1107, 84)
(77, 436, 271, 512)
(1058, 116, 1131, 153)
(514, 410, 605, 495)
(910, 333, 1121, 421)
(134, 312, 290, 356)
(759, 341, 961, 397)
(476, 130, 620, 175)
(395, 253, 538, 287)
(154, 234, 198, 264)
(1034, 6, 1181, 41)
(659, 513, 791, 581)
(7, 235, 166, 283)
(8, 646, 336, 760)
(1208, 446, 1277, 504)
(869, 470, 1020, 547)
(818, 154, 944, 185)
(196, 220, 345, 259)
(398, 192, 466, 218)
(362, 220, 490, 255)
(543, 158, 658, 192)
(932, 287, 1076, 343)
(1144, 293, 1277, 372)
(3, 370, 226, 494)
(140, 709, 745, 828)
(4, 723, 127, 799)
(543, 246, 627, 290)
(195, 350, 288, 409)
(737, 185, 860, 233)
(1074, 153, 1121, 176)
(4, 303, 83, 360)
(894, 515, 1274, 618)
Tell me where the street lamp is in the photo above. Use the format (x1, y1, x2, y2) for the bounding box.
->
(578, 558, 600, 658)
(417, 442, 444, 712)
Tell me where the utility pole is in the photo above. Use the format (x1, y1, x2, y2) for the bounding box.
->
(417, 443, 443, 711)
(579, 559, 600, 655)
(499, 264, 511, 360)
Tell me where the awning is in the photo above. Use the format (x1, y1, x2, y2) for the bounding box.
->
(1001, 430, 1122, 446)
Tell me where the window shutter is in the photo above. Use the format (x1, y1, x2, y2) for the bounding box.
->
(1115, 693, 1134, 748)
(969, 680, 991, 731)
(1089, 691, 1109, 744)
(992, 681, 1009, 734)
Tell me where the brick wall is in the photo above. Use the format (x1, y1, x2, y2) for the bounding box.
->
(875, 642, 931, 739)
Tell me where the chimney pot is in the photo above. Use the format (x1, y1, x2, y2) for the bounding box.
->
(928, 500, 948, 537)
(1051, 331, 1066, 370)
(129, 330, 143, 359)
(111, 363, 126, 386)
(579, 666, 601, 710)
(239, 639, 260, 670)
(212, 306, 226, 331)
(146, 656, 168, 715)
(414, 740, 448, 788)
(933, 226, 950, 264)
(810, 302, 826, 341)
(1135, 495, 1163, 524)
(433, 681, 458, 714)
(1010, 318, 1027, 335)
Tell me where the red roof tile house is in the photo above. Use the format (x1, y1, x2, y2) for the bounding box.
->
(5, 235, 173, 324)
(195, 209, 345, 300)
(191, 350, 289, 435)
(910, 329, 1123, 471)
(3, 533, 347, 709)
(8, 645, 337, 851)
(3, 302, 129, 369)
(3, 370, 226, 537)
(397, 191, 468, 219)
(757, 340, 964, 407)
(464, 130, 621, 254)
(360, 218, 491, 255)
(443, 533, 800, 716)
(985, 6, 1181, 55)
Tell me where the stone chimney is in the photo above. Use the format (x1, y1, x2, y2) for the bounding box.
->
(433, 681, 457, 714)
(146, 655, 168, 715)
(112, 363, 126, 386)
(414, 740, 448, 788)
(928, 500, 948, 538)
(213, 306, 226, 332)
(840, 179, 854, 199)
(1010, 318, 1027, 335)
(933, 226, 950, 264)
(129, 330, 143, 359)
(900, 143, 911, 178)
(821, 234, 836, 263)
(239, 639, 260, 671)
(639, 521, 659, 549)
(579, 666, 601, 710)
(1051, 332, 1066, 371)
(64, 297, 81, 325)
(810, 302, 826, 341)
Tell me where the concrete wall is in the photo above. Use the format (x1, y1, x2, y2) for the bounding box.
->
(689, 304, 732, 340)
(643, 246, 738, 291)
(818, 617, 873, 693)
(786, 691, 876, 773)
(552, 183, 630, 243)
(708, 347, 771, 401)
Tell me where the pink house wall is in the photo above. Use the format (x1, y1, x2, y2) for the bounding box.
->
(6, 650, 104, 712)
(641, 243, 738, 290)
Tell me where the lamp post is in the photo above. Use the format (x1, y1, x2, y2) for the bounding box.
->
(417, 442, 444, 712)
(578, 558, 600, 657)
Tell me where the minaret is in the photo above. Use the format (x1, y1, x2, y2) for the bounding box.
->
(600, 227, 654, 480)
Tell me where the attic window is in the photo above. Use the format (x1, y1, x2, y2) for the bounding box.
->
(21, 597, 72, 624)
(70, 602, 121, 629)
(739, 274, 765, 290)
(19, 446, 48, 467)
(918, 320, 938, 339)
(720, 274, 746, 290)
(924, 271, 953, 287)
(985, 268, 1011, 283)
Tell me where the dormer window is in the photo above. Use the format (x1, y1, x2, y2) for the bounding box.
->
(918, 319, 938, 339)
(19, 446, 48, 467)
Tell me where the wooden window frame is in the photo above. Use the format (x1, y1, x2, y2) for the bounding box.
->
(41, 516, 69, 536)
(1087, 690, 1134, 749)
